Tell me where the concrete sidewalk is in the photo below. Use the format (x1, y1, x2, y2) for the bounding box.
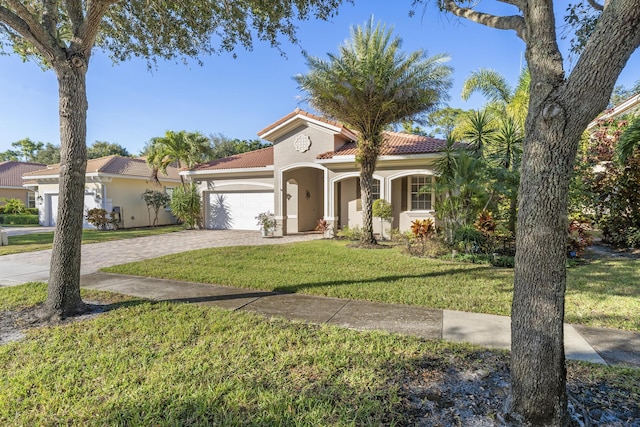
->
(81, 272, 640, 368)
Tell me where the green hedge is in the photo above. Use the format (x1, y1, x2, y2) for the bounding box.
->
(0, 214, 40, 225)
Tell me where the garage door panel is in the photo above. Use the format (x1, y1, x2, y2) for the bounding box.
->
(207, 191, 273, 230)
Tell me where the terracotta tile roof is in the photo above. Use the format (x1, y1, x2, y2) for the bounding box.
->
(317, 132, 452, 159)
(190, 146, 274, 171)
(0, 161, 46, 188)
(23, 156, 180, 180)
(257, 108, 357, 140)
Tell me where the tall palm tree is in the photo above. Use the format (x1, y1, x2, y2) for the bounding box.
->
(146, 130, 211, 188)
(295, 18, 452, 244)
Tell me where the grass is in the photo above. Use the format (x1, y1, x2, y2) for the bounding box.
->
(1, 283, 638, 426)
(0, 283, 466, 426)
(103, 240, 640, 331)
(0, 225, 184, 256)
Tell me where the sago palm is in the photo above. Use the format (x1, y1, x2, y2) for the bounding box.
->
(295, 18, 452, 244)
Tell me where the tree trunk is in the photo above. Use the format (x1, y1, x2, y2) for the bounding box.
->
(359, 156, 377, 245)
(44, 60, 89, 318)
(511, 119, 577, 425)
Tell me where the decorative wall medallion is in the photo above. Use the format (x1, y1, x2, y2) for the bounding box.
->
(294, 134, 312, 153)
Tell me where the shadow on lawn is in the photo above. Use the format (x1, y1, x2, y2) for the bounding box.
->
(271, 265, 492, 294)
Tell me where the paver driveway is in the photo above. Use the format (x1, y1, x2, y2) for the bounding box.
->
(0, 229, 321, 287)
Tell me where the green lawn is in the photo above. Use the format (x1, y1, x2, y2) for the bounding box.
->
(0, 225, 184, 256)
(1, 283, 638, 426)
(103, 240, 640, 331)
(0, 283, 469, 426)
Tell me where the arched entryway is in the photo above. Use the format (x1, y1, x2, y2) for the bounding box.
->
(281, 166, 325, 234)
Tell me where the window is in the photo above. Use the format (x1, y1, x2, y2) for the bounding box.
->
(27, 191, 36, 208)
(356, 178, 380, 211)
(410, 176, 432, 211)
(164, 186, 175, 210)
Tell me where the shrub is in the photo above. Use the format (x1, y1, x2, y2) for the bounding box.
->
(567, 218, 593, 257)
(0, 214, 39, 225)
(336, 225, 362, 241)
(625, 227, 640, 248)
(86, 208, 108, 229)
(26, 207, 38, 215)
(0, 198, 27, 215)
(454, 225, 486, 254)
(170, 184, 202, 229)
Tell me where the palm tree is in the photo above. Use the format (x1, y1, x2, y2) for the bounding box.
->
(460, 68, 529, 234)
(146, 130, 211, 188)
(462, 67, 530, 128)
(295, 18, 452, 244)
(617, 117, 640, 164)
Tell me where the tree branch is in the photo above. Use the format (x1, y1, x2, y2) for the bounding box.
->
(444, 0, 526, 41)
(566, 0, 640, 126)
(587, 0, 605, 11)
(0, 2, 56, 59)
(64, 0, 84, 36)
(42, 0, 58, 39)
(78, 0, 120, 53)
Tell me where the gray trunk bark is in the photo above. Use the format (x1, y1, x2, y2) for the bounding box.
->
(44, 61, 88, 318)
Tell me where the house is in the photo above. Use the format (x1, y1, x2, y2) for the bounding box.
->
(0, 161, 46, 207)
(23, 155, 181, 228)
(183, 109, 452, 235)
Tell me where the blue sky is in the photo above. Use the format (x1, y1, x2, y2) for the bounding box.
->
(1, 1, 639, 155)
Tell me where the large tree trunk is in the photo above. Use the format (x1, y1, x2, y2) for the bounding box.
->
(44, 60, 89, 318)
(511, 114, 577, 425)
(359, 155, 377, 245)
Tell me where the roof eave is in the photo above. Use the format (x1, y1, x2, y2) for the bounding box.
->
(182, 166, 275, 176)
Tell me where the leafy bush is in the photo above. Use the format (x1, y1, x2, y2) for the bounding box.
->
(0, 214, 39, 225)
(85, 208, 119, 230)
(567, 218, 593, 257)
(26, 208, 38, 215)
(454, 225, 486, 253)
(170, 184, 202, 229)
(336, 225, 362, 241)
(0, 198, 27, 215)
(626, 228, 640, 248)
(490, 255, 515, 268)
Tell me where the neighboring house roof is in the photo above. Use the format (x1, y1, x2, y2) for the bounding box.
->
(0, 161, 46, 189)
(317, 131, 450, 159)
(190, 146, 274, 171)
(258, 108, 358, 142)
(587, 93, 640, 130)
(23, 155, 180, 180)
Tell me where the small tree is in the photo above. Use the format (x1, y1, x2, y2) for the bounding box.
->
(372, 199, 393, 239)
(141, 190, 171, 227)
(170, 184, 202, 230)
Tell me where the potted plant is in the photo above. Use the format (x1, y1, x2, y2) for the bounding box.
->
(256, 211, 277, 237)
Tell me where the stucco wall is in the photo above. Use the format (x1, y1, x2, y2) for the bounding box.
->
(0, 188, 32, 206)
(105, 178, 177, 228)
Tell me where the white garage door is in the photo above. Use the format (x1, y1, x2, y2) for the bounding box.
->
(207, 191, 274, 230)
(46, 193, 99, 227)
(47, 194, 59, 226)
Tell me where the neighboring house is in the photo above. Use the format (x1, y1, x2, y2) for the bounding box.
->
(23, 155, 181, 228)
(183, 109, 452, 235)
(0, 161, 46, 207)
(587, 92, 640, 130)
